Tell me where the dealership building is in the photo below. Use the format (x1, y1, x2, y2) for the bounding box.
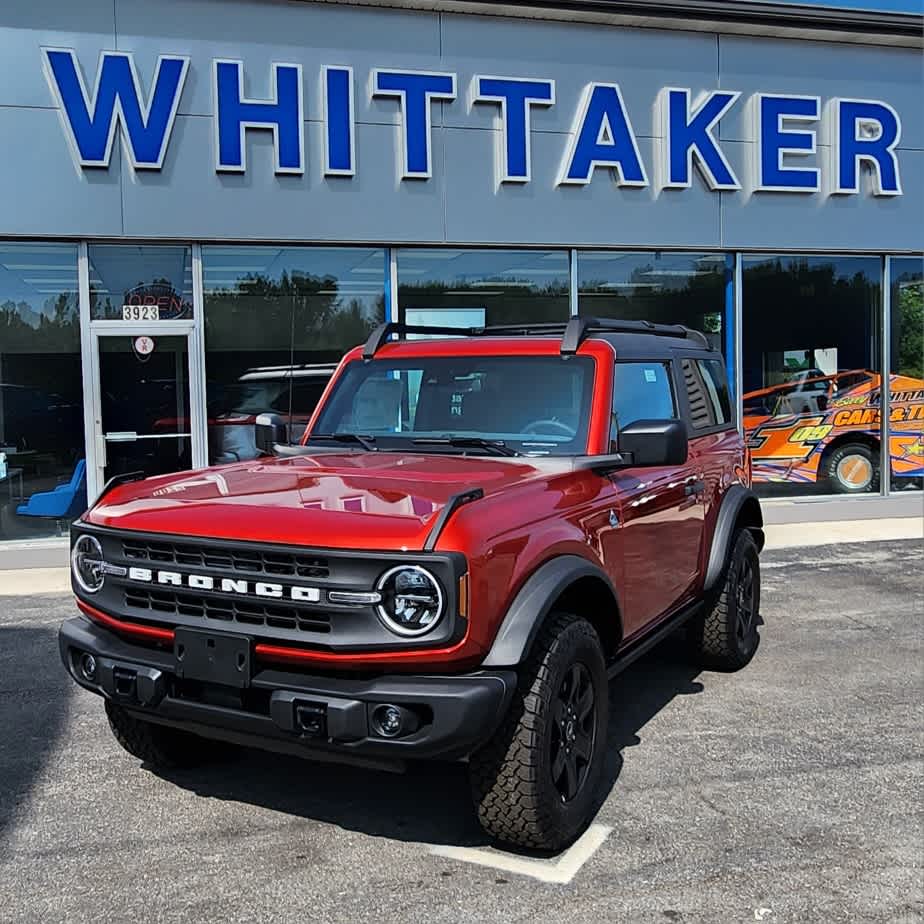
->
(0, 0, 922, 545)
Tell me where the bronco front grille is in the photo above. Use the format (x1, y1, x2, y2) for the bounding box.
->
(123, 588, 332, 635)
(122, 538, 330, 580)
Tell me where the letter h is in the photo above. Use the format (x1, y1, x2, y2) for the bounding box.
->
(213, 59, 304, 173)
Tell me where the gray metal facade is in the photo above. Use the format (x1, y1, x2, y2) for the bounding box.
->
(2, 0, 922, 251)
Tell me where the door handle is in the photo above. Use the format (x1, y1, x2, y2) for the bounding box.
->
(684, 480, 705, 496)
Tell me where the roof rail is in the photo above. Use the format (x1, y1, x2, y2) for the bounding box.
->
(560, 317, 710, 354)
(362, 317, 709, 360)
(363, 321, 478, 359)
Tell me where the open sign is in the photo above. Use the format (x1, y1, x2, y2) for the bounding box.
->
(122, 282, 192, 320)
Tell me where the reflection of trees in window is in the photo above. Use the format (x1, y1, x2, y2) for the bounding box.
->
(0, 293, 79, 351)
(205, 271, 384, 353)
(580, 266, 724, 333)
(741, 257, 880, 393)
(91, 275, 192, 319)
(895, 277, 922, 379)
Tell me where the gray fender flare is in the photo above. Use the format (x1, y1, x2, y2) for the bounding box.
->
(703, 485, 765, 592)
(481, 555, 619, 668)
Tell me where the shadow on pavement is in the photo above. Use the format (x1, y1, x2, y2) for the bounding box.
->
(156, 634, 704, 851)
(0, 623, 74, 852)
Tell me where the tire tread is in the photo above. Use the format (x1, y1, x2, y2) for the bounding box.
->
(469, 612, 605, 850)
(691, 529, 760, 671)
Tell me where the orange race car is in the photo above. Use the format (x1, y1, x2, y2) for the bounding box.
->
(743, 370, 924, 493)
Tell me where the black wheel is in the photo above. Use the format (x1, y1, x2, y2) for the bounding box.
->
(105, 701, 219, 769)
(469, 612, 608, 851)
(689, 529, 761, 671)
(822, 442, 879, 494)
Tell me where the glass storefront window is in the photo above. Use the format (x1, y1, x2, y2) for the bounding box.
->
(577, 252, 729, 355)
(0, 243, 84, 540)
(888, 256, 924, 492)
(397, 249, 569, 329)
(202, 246, 385, 464)
(89, 245, 193, 320)
(742, 255, 882, 498)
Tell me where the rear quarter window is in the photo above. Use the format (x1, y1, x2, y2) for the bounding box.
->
(682, 358, 733, 430)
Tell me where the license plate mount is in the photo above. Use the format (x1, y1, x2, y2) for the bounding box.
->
(174, 627, 251, 688)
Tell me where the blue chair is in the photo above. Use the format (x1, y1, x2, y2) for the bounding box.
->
(17, 459, 88, 520)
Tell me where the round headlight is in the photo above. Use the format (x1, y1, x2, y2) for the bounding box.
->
(375, 565, 444, 637)
(72, 535, 105, 594)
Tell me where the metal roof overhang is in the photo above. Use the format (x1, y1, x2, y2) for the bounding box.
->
(302, 0, 924, 47)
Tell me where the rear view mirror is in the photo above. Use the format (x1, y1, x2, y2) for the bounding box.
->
(255, 413, 287, 456)
(617, 418, 688, 467)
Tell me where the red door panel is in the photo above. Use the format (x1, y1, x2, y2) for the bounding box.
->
(606, 462, 704, 641)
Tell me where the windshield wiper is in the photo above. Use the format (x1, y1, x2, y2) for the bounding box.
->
(411, 437, 519, 457)
(309, 433, 378, 452)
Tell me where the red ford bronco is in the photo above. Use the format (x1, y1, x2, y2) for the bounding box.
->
(61, 319, 764, 851)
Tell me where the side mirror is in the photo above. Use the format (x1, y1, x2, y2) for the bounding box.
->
(255, 412, 287, 456)
(617, 418, 688, 467)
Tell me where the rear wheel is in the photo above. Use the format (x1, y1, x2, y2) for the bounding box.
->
(689, 529, 761, 671)
(105, 701, 219, 769)
(823, 442, 879, 494)
(469, 612, 608, 851)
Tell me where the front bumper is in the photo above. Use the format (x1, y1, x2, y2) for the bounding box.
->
(60, 617, 516, 768)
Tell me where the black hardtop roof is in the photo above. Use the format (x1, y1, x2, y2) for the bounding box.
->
(363, 317, 716, 360)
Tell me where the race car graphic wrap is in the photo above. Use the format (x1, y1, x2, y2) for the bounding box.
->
(743, 372, 924, 486)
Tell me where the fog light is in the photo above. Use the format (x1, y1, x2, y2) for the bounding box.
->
(371, 704, 404, 738)
(78, 652, 97, 682)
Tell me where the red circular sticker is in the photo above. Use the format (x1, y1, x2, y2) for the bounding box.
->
(134, 335, 155, 356)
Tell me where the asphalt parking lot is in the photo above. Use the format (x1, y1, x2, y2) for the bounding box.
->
(0, 540, 921, 923)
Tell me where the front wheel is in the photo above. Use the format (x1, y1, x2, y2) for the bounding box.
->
(823, 442, 879, 494)
(469, 612, 608, 852)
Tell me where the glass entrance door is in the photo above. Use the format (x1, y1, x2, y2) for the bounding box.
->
(93, 333, 195, 488)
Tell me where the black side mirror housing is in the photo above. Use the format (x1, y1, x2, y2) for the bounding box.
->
(617, 418, 689, 467)
(255, 413, 287, 456)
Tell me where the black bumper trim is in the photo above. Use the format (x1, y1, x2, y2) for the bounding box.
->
(60, 616, 515, 764)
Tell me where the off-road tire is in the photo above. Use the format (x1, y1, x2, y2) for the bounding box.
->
(689, 529, 761, 671)
(823, 442, 880, 494)
(469, 612, 608, 852)
(105, 701, 217, 769)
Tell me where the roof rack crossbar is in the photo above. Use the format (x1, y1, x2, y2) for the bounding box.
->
(560, 317, 710, 354)
(363, 321, 479, 359)
(362, 317, 709, 359)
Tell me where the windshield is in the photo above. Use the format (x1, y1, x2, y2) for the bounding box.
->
(310, 354, 595, 456)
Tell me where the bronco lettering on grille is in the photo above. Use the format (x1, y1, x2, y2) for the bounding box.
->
(126, 567, 321, 602)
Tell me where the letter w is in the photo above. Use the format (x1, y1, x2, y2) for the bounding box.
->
(42, 49, 189, 169)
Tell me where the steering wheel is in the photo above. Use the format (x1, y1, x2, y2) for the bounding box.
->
(522, 419, 576, 438)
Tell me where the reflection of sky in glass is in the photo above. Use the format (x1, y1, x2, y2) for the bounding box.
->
(0, 243, 78, 326)
(89, 245, 192, 299)
(742, 254, 880, 283)
(398, 250, 569, 290)
(578, 252, 726, 292)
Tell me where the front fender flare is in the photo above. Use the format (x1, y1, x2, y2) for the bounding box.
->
(481, 555, 618, 668)
(703, 485, 764, 592)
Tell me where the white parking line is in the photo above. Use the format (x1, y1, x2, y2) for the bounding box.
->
(426, 823, 611, 884)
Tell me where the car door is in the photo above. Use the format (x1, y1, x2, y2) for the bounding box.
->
(600, 359, 705, 641)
